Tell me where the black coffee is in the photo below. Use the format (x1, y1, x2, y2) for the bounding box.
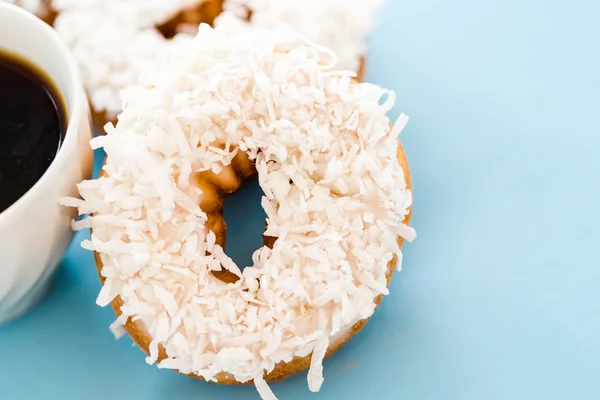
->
(0, 50, 66, 213)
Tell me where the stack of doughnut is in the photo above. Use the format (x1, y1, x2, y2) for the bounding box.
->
(5, 0, 387, 132)
(62, 14, 415, 400)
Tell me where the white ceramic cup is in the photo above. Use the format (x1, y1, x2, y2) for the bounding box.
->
(0, 4, 92, 324)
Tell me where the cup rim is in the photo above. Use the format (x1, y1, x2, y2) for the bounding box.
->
(0, 3, 87, 227)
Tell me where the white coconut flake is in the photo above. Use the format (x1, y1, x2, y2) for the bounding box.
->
(307, 335, 329, 392)
(62, 19, 414, 400)
(220, 0, 387, 73)
(255, 374, 277, 400)
(109, 313, 129, 340)
(391, 113, 410, 138)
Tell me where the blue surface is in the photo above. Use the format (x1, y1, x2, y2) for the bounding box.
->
(1, 1, 600, 399)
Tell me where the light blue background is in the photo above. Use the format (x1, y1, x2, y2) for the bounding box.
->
(1, 0, 599, 399)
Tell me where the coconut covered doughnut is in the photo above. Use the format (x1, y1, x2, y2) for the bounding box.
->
(49, 0, 223, 129)
(62, 19, 414, 399)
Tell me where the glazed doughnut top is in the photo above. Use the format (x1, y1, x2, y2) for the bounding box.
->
(63, 15, 414, 399)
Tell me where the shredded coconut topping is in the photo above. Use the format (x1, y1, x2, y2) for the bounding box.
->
(221, 0, 387, 72)
(63, 19, 414, 399)
(51, 0, 204, 119)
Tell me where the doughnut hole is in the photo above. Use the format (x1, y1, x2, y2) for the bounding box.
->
(194, 153, 279, 285)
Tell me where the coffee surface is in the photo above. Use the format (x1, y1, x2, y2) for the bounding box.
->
(0, 51, 66, 214)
